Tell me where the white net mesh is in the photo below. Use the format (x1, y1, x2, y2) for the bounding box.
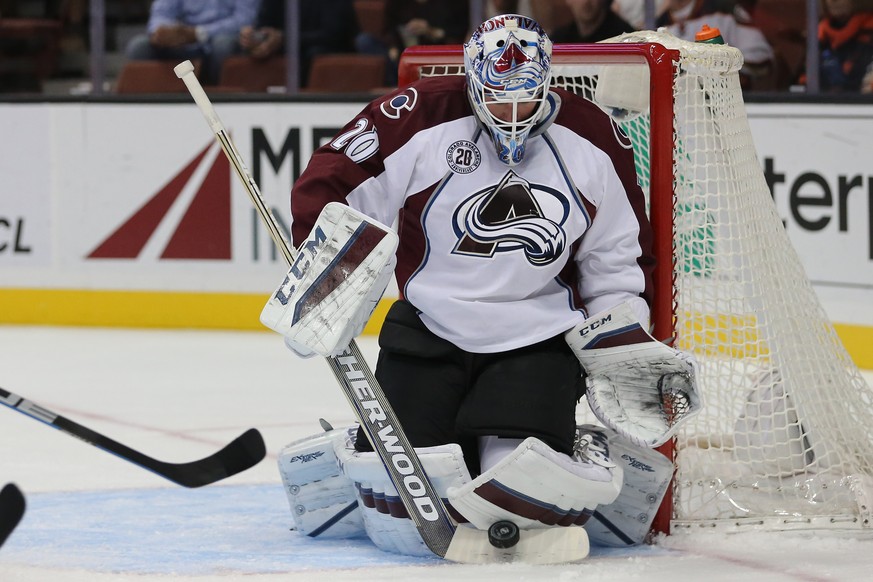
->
(405, 29, 873, 532)
(634, 31, 873, 532)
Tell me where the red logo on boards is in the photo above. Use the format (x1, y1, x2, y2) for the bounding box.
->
(88, 142, 231, 260)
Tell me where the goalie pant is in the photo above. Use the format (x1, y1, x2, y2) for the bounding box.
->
(276, 424, 672, 555)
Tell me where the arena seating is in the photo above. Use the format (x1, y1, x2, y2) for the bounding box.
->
(115, 59, 201, 94)
(218, 55, 287, 93)
(303, 53, 387, 93)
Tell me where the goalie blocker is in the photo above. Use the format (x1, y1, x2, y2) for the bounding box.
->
(260, 202, 399, 358)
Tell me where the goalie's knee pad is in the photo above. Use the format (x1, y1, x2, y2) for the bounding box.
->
(277, 427, 365, 539)
(447, 436, 623, 531)
(579, 425, 674, 547)
(334, 432, 472, 556)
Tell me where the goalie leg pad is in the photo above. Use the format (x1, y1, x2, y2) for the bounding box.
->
(566, 301, 702, 448)
(261, 202, 399, 357)
(447, 436, 623, 531)
(334, 432, 472, 556)
(579, 425, 674, 547)
(277, 426, 365, 539)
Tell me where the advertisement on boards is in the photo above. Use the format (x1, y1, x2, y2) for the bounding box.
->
(0, 100, 870, 330)
(0, 104, 51, 266)
(1, 101, 365, 294)
(747, 103, 873, 325)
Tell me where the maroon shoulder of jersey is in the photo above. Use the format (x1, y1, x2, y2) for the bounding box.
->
(290, 76, 471, 245)
(550, 86, 655, 307)
(550, 87, 642, 200)
(551, 88, 626, 155)
(366, 75, 471, 158)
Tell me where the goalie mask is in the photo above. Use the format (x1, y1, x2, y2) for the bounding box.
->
(464, 15, 553, 166)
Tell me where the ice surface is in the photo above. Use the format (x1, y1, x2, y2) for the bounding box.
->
(1, 325, 872, 581)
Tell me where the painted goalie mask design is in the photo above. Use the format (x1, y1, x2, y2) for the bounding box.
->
(464, 15, 553, 166)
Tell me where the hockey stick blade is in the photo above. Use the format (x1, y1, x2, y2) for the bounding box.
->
(445, 525, 590, 565)
(0, 387, 267, 488)
(0, 483, 26, 549)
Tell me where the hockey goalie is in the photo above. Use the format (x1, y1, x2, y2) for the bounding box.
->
(261, 14, 700, 561)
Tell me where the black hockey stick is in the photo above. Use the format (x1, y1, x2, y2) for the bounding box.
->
(0, 483, 25, 549)
(0, 387, 266, 488)
(174, 61, 457, 559)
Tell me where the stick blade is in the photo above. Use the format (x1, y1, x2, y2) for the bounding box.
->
(161, 428, 267, 488)
(444, 525, 589, 565)
(0, 483, 26, 548)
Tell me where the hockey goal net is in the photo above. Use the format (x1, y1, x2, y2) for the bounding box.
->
(398, 30, 873, 535)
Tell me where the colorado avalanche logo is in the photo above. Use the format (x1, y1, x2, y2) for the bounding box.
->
(452, 171, 568, 266)
(380, 88, 418, 119)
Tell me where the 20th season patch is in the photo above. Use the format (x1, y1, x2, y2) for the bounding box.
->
(446, 140, 481, 174)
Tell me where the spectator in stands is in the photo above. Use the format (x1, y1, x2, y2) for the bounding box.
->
(612, 0, 669, 29)
(657, 0, 774, 87)
(817, 0, 873, 92)
(487, 1, 535, 19)
(238, 0, 359, 88)
(125, 0, 259, 85)
(356, 0, 470, 86)
(864, 64, 873, 92)
(550, 0, 636, 44)
(487, 1, 571, 36)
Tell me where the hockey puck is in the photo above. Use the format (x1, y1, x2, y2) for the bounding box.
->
(487, 520, 520, 549)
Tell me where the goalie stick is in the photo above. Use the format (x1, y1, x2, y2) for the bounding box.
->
(174, 62, 590, 564)
(174, 59, 457, 559)
(0, 387, 266, 488)
(0, 483, 25, 549)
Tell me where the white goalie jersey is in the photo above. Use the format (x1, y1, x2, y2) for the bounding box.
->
(289, 75, 654, 351)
